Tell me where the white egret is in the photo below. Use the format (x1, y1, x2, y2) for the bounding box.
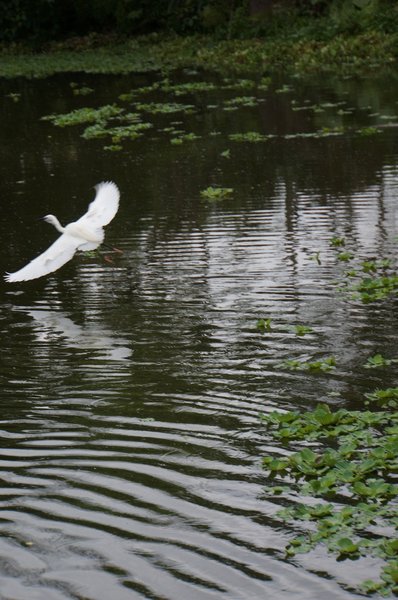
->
(5, 181, 120, 283)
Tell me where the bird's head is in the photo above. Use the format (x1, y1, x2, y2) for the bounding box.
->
(42, 214, 58, 225)
(41, 214, 64, 233)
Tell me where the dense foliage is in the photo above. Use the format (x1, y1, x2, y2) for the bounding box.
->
(1, 0, 398, 44)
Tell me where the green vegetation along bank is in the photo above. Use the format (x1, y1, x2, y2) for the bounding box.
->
(0, 30, 397, 80)
(1, 0, 398, 79)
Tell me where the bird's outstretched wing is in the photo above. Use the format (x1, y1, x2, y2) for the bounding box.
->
(5, 234, 80, 283)
(76, 181, 120, 229)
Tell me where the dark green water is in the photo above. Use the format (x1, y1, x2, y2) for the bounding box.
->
(0, 71, 397, 599)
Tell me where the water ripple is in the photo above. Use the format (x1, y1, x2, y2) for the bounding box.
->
(1, 73, 398, 599)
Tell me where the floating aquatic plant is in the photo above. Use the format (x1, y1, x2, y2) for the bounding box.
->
(331, 244, 397, 303)
(275, 84, 293, 94)
(103, 144, 123, 152)
(70, 82, 94, 96)
(256, 320, 313, 336)
(337, 251, 354, 262)
(222, 78, 257, 90)
(357, 126, 381, 136)
(82, 121, 152, 141)
(364, 354, 398, 369)
(42, 104, 123, 127)
(5, 92, 21, 102)
(351, 274, 398, 303)
(362, 259, 391, 273)
(229, 131, 275, 142)
(329, 236, 345, 247)
(283, 127, 345, 139)
(261, 399, 398, 596)
(42, 104, 152, 146)
(200, 186, 233, 200)
(170, 132, 200, 144)
(277, 356, 336, 372)
(223, 95, 258, 109)
(134, 101, 195, 114)
(365, 387, 398, 409)
(293, 325, 313, 336)
(256, 318, 272, 332)
(258, 77, 272, 91)
(160, 80, 217, 95)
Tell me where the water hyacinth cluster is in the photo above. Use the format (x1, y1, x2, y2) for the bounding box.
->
(258, 237, 397, 596)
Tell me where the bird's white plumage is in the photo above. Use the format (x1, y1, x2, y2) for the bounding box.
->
(5, 235, 79, 283)
(5, 181, 120, 283)
(77, 181, 120, 228)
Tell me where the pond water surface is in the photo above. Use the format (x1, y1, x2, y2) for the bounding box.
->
(0, 70, 397, 600)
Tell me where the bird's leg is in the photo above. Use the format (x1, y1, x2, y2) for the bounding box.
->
(101, 243, 123, 264)
(102, 243, 123, 254)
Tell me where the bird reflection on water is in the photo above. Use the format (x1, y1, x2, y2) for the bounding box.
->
(16, 308, 131, 361)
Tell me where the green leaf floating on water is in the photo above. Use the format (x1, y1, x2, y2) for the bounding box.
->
(336, 537, 360, 556)
(42, 104, 123, 126)
(293, 325, 313, 336)
(200, 186, 233, 200)
(228, 131, 275, 142)
(277, 356, 336, 372)
(364, 354, 398, 369)
(256, 318, 272, 332)
(365, 387, 398, 408)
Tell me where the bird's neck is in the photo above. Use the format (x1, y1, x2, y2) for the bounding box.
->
(51, 217, 65, 233)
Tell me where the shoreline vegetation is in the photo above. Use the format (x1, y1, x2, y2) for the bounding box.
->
(1, 1, 398, 79)
(0, 31, 396, 79)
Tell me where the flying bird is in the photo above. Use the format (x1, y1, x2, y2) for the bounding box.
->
(5, 181, 120, 283)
